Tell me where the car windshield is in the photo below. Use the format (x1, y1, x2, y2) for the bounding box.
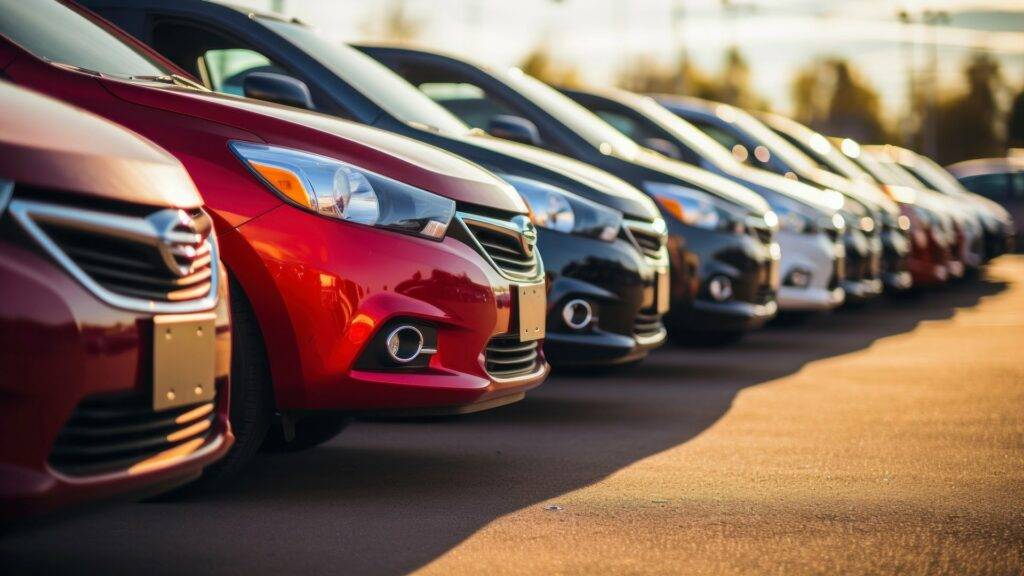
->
(259, 18, 471, 136)
(725, 107, 820, 174)
(497, 68, 640, 159)
(631, 96, 738, 168)
(902, 155, 967, 195)
(0, 0, 172, 79)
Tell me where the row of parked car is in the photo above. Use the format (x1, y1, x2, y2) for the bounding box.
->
(1, 0, 1015, 524)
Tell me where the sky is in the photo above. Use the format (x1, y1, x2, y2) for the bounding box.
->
(227, 0, 1024, 120)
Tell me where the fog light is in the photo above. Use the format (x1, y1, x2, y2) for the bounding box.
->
(708, 275, 733, 302)
(786, 269, 812, 288)
(385, 325, 425, 364)
(562, 298, 594, 330)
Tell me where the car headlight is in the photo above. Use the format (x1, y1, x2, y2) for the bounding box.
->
(503, 175, 622, 241)
(231, 141, 455, 240)
(643, 181, 744, 233)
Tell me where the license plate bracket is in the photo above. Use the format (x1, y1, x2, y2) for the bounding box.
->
(152, 313, 217, 412)
(517, 283, 546, 342)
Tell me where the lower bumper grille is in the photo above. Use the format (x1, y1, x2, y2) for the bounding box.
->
(633, 308, 664, 338)
(49, 392, 217, 477)
(485, 337, 540, 379)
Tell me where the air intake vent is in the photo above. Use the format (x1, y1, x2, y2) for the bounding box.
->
(460, 214, 540, 280)
(485, 336, 541, 379)
(624, 221, 666, 260)
(633, 308, 664, 338)
(48, 392, 217, 477)
(9, 200, 219, 313)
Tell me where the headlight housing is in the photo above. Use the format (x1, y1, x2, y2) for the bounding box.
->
(643, 181, 744, 234)
(503, 175, 622, 242)
(231, 141, 455, 240)
(770, 196, 827, 235)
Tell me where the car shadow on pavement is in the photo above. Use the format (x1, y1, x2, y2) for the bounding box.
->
(0, 274, 1008, 575)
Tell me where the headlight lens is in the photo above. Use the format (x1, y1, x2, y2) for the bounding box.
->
(231, 141, 455, 240)
(644, 181, 743, 233)
(503, 175, 622, 242)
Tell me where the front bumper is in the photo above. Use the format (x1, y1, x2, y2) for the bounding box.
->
(776, 229, 845, 312)
(663, 220, 779, 334)
(228, 206, 549, 416)
(842, 228, 884, 303)
(538, 228, 667, 367)
(0, 241, 232, 523)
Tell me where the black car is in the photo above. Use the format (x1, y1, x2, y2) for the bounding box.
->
(656, 96, 911, 301)
(81, 0, 669, 366)
(359, 47, 780, 344)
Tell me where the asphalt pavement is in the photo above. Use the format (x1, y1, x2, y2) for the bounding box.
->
(3, 256, 1023, 576)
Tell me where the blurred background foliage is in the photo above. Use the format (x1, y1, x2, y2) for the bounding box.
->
(300, 0, 1024, 165)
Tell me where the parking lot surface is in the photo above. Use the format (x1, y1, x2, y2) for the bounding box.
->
(3, 256, 1023, 575)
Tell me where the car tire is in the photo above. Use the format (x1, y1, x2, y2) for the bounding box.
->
(169, 280, 275, 496)
(261, 414, 349, 452)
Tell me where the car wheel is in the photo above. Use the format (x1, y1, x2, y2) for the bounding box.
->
(261, 414, 349, 452)
(172, 280, 275, 495)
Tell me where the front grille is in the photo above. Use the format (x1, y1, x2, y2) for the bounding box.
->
(49, 392, 217, 477)
(461, 218, 539, 280)
(633, 308, 664, 338)
(829, 252, 844, 290)
(754, 283, 775, 305)
(624, 222, 666, 260)
(9, 199, 218, 313)
(485, 336, 541, 379)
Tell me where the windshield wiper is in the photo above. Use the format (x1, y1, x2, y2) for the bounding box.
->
(128, 73, 208, 91)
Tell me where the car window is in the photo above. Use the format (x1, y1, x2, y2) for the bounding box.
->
(960, 174, 1010, 199)
(419, 82, 517, 130)
(688, 119, 753, 164)
(0, 0, 170, 78)
(593, 108, 696, 163)
(204, 48, 275, 95)
(149, 18, 322, 108)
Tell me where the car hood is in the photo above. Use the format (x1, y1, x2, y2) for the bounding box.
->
(804, 164, 899, 216)
(465, 134, 659, 220)
(722, 161, 841, 214)
(101, 80, 528, 214)
(632, 149, 770, 215)
(0, 81, 201, 208)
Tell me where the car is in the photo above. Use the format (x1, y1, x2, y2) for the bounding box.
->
(655, 96, 910, 302)
(946, 157, 1021, 251)
(831, 138, 959, 288)
(883, 147, 1016, 258)
(0, 0, 549, 486)
(362, 46, 781, 345)
(81, 0, 671, 367)
(0, 81, 232, 522)
(563, 87, 847, 315)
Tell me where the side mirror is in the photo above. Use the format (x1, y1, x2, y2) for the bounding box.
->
(243, 72, 314, 110)
(487, 115, 542, 146)
(641, 137, 683, 160)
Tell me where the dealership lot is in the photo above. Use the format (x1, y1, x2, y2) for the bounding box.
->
(3, 256, 1023, 575)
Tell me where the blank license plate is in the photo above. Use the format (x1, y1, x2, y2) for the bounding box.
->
(656, 269, 671, 314)
(517, 283, 546, 342)
(152, 313, 217, 412)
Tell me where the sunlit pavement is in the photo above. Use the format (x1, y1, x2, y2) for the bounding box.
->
(4, 256, 1024, 575)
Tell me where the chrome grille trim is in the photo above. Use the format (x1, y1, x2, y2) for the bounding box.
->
(455, 211, 544, 282)
(9, 199, 219, 314)
(622, 218, 669, 264)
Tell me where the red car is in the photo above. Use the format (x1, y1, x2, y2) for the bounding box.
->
(0, 0, 548, 484)
(833, 138, 956, 288)
(0, 81, 233, 522)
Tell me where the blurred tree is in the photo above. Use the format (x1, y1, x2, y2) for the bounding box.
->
(360, 0, 424, 43)
(917, 53, 1007, 164)
(1002, 84, 1024, 152)
(614, 46, 766, 110)
(790, 58, 892, 143)
(518, 43, 583, 88)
